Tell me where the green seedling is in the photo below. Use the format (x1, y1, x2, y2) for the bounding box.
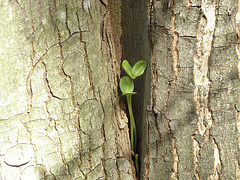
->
(122, 60, 147, 79)
(119, 60, 147, 174)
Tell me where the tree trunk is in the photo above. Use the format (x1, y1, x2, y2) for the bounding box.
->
(140, 0, 240, 179)
(0, 1, 136, 179)
(1, 0, 240, 180)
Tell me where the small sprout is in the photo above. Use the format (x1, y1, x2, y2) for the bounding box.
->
(119, 60, 147, 174)
(122, 60, 147, 79)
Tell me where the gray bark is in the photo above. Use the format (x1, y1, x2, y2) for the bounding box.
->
(140, 0, 240, 179)
(0, 1, 135, 179)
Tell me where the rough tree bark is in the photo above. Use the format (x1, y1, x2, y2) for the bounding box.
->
(1, 0, 240, 180)
(0, 1, 136, 179)
(140, 0, 240, 179)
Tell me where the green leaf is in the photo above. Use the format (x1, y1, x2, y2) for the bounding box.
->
(122, 60, 135, 79)
(132, 60, 147, 78)
(120, 76, 135, 94)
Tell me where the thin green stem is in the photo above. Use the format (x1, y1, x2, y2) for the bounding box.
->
(132, 113, 137, 152)
(135, 154, 139, 173)
(126, 95, 138, 174)
(126, 95, 135, 151)
(126, 95, 137, 152)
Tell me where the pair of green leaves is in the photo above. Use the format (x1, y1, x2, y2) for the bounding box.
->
(120, 60, 147, 95)
(122, 60, 146, 80)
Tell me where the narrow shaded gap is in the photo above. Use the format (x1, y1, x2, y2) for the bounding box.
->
(121, 0, 151, 178)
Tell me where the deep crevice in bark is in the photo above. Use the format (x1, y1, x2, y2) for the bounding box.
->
(120, 0, 151, 178)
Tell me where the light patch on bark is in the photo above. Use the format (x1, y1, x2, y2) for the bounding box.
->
(4, 143, 34, 167)
(194, 85, 212, 136)
(83, 0, 91, 13)
(191, 135, 200, 180)
(193, 2, 224, 179)
(207, 138, 222, 180)
(171, 14, 180, 84)
(169, 9, 180, 180)
(186, 0, 192, 8)
(170, 138, 179, 180)
(193, 0, 216, 137)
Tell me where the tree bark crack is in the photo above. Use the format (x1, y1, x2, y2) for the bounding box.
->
(210, 137, 222, 179)
(75, 12, 95, 98)
(170, 12, 180, 85)
(64, 4, 71, 37)
(191, 135, 201, 180)
(53, 120, 71, 178)
(163, 81, 179, 180)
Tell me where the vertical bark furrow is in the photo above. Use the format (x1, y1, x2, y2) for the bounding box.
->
(191, 135, 201, 180)
(120, 0, 151, 178)
(193, 0, 218, 179)
(169, 7, 180, 179)
(212, 138, 222, 179)
(171, 14, 180, 84)
(53, 120, 71, 178)
(193, 1, 228, 179)
(193, 0, 215, 137)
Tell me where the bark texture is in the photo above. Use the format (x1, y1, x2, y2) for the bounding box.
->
(0, 1, 136, 179)
(1, 0, 240, 180)
(141, 0, 240, 179)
